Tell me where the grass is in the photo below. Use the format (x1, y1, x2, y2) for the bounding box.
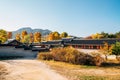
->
(78, 76, 106, 80)
(77, 76, 120, 80)
(41, 60, 120, 80)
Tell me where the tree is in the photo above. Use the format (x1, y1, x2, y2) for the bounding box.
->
(15, 33, 21, 41)
(30, 33, 34, 43)
(34, 32, 41, 42)
(101, 32, 109, 38)
(91, 33, 104, 39)
(21, 30, 28, 42)
(100, 42, 113, 60)
(53, 31, 60, 40)
(100, 42, 112, 55)
(7, 32, 12, 39)
(85, 36, 92, 39)
(60, 32, 68, 38)
(0, 29, 7, 43)
(111, 42, 120, 55)
(47, 32, 54, 41)
(108, 33, 116, 38)
(22, 35, 30, 43)
(115, 31, 120, 38)
(47, 31, 60, 41)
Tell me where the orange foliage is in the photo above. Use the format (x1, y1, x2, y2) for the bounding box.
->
(34, 32, 41, 42)
(7, 32, 12, 39)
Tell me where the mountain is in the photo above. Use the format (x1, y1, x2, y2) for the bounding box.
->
(12, 27, 51, 38)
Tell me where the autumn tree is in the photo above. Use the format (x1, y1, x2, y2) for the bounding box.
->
(60, 32, 68, 38)
(29, 33, 34, 43)
(47, 32, 54, 41)
(34, 32, 41, 42)
(85, 36, 92, 39)
(7, 32, 12, 39)
(91, 33, 104, 39)
(47, 31, 60, 41)
(53, 31, 60, 40)
(100, 42, 113, 60)
(100, 42, 112, 54)
(22, 35, 30, 43)
(21, 30, 28, 42)
(15, 33, 21, 41)
(0, 29, 7, 43)
(90, 32, 118, 39)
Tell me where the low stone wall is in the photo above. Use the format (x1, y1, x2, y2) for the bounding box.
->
(0, 47, 38, 58)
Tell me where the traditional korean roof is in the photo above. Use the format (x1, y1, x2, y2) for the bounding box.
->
(4, 39, 23, 46)
(65, 38, 120, 45)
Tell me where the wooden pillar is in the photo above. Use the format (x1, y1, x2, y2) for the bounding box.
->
(80, 45, 82, 49)
(74, 45, 76, 48)
(84, 45, 86, 49)
(76, 45, 78, 48)
(89, 45, 91, 49)
(97, 45, 100, 49)
(83, 45, 85, 49)
(82, 45, 83, 49)
(91, 45, 93, 49)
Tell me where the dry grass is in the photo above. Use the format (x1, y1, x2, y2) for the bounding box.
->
(38, 47, 104, 66)
(42, 60, 120, 80)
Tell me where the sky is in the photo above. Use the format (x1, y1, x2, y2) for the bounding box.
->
(0, 0, 120, 37)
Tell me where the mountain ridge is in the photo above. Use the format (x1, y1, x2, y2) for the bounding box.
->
(12, 27, 51, 38)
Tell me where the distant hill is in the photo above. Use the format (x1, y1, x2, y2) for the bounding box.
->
(12, 27, 51, 38)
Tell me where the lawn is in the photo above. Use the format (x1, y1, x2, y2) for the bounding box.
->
(41, 60, 120, 80)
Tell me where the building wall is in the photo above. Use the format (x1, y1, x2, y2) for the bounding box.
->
(0, 46, 38, 58)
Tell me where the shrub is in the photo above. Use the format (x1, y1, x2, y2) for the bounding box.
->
(76, 53, 103, 66)
(65, 47, 81, 64)
(92, 54, 104, 66)
(37, 53, 53, 60)
(51, 48, 66, 62)
(37, 47, 104, 66)
(51, 47, 103, 66)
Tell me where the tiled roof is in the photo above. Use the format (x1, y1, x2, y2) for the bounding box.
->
(65, 39, 120, 45)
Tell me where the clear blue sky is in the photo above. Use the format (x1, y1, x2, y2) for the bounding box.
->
(0, 0, 120, 37)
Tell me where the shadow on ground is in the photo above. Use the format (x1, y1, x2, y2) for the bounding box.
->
(0, 56, 36, 60)
(101, 62, 120, 69)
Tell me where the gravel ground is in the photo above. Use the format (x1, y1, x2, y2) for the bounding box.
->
(0, 60, 67, 80)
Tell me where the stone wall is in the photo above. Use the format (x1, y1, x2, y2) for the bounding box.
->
(0, 47, 38, 58)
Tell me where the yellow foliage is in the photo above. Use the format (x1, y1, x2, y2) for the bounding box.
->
(100, 42, 112, 55)
(0, 29, 7, 43)
(21, 30, 28, 42)
(15, 33, 21, 41)
(91, 33, 104, 39)
(60, 32, 68, 38)
(48, 31, 61, 41)
(34, 32, 41, 42)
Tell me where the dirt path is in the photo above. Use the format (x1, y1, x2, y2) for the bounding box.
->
(0, 60, 67, 80)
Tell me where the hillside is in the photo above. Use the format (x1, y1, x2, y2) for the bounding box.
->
(12, 27, 51, 38)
